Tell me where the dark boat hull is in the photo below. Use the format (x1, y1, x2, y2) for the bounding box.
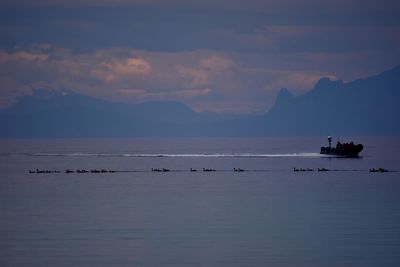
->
(320, 144, 363, 157)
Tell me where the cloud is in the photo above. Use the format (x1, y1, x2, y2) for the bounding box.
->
(1, 3, 399, 58)
(176, 55, 234, 86)
(117, 87, 212, 100)
(200, 56, 234, 72)
(177, 66, 209, 86)
(2, 0, 400, 12)
(0, 51, 49, 63)
(0, 44, 397, 113)
(0, 46, 267, 112)
(91, 57, 151, 83)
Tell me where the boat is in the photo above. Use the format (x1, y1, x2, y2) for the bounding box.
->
(320, 136, 363, 157)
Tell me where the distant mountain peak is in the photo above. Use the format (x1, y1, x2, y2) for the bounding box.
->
(267, 88, 294, 115)
(276, 88, 294, 102)
(278, 88, 294, 98)
(30, 88, 59, 99)
(313, 77, 343, 92)
(383, 65, 400, 74)
(25, 88, 75, 101)
(265, 65, 400, 135)
(373, 65, 400, 81)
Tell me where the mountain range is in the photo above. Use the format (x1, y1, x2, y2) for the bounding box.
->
(1, 65, 399, 137)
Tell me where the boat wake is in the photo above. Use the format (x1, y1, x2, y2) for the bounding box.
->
(28, 152, 322, 158)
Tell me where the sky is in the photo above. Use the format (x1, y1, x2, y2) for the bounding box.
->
(0, 0, 399, 113)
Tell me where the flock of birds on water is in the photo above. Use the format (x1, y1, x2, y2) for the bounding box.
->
(28, 167, 390, 174)
(293, 167, 389, 172)
(28, 168, 243, 174)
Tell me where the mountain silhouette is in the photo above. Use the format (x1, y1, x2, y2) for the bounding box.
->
(0, 88, 237, 137)
(264, 65, 400, 135)
(0, 65, 399, 137)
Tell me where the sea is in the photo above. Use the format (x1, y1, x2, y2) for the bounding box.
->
(1, 136, 400, 267)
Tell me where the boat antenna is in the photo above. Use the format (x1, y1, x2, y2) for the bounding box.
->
(328, 136, 332, 149)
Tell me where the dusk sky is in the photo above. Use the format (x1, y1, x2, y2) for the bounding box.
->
(1, 0, 399, 113)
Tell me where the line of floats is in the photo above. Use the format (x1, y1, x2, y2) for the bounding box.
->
(28, 167, 391, 174)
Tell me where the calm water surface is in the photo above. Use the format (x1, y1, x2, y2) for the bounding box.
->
(1, 137, 400, 267)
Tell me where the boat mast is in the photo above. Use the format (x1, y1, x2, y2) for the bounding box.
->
(328, 136, 332, 149)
